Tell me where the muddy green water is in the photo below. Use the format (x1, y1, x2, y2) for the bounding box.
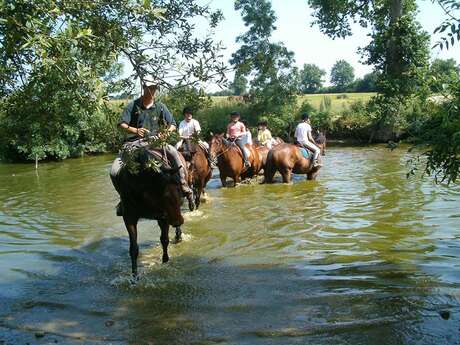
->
(0, 146, 459, 345)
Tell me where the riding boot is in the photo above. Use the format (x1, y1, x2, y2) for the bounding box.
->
(235, 138, 250, 168)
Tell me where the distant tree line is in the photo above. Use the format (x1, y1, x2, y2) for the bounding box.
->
(211, 57, 459, 96)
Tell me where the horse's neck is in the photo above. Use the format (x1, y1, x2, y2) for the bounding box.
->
(215, 142, 238, 162)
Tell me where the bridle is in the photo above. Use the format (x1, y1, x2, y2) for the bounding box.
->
(210, 137, 234, 164)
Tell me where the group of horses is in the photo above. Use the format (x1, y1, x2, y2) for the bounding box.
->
(112, 133, 326, 277)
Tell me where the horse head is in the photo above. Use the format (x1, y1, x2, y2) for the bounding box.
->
(209, 133, 226, 162)
(314, 129, 327, 156)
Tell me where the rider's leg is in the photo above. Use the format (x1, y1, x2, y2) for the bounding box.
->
(235, 138, 250, 167)
(163, 144, 195, 209)
(303, 141, 321, 166)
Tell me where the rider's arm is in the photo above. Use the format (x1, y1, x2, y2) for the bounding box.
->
(266, 129, 272, 140)
(118, 101, 143, 135)
(226, 123, 232, 138)
(194, 120, 201, 134)
(307, 131, 317, 144)
(120, 122, 140, 135)
(161, 103, 176, 132)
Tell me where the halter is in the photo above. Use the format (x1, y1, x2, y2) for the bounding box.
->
(210, 138, 235, 164)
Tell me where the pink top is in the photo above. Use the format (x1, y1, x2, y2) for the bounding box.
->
(227, 121, 246, 139)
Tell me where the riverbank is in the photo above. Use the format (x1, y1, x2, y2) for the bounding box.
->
(0, 92, 430, 162)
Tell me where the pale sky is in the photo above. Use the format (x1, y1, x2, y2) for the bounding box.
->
(200, 0, 460, 91)
(122, 0, 460, 92)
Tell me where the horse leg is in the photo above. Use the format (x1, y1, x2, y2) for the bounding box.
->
(220, 173, 227, 187)
(123, 216, 139, 276)
(307, 170, 319, 180)
(280, 167, 292, 183)
(175, 226, 182, 243)
(158, 219, 170, 263)
(233, 175, 240, 187)
(195, 183, 203, 209)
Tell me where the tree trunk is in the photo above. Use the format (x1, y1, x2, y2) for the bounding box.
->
(387, 0, 404, 77)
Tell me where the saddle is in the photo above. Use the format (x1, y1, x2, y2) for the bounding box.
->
(232, 143, 251, 159)
(121, 140, 173, 174)
(179, 139, 211, 162)
(294, 143, 311, 159)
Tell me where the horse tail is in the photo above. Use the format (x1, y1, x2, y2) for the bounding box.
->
(263, 149, 275, 184)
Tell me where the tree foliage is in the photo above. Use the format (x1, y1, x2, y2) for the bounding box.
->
(433, 0, 460, 50)
(353, 72, 379, 92)
(410, 82, 460, 184)
(299, 63, 326, 93)
(230, 0, 298, 113)
(330, 60, 355, 91)
(0, 0, 226, 161)
(231, 71, 248, 95)
(429, 58, 460, 92)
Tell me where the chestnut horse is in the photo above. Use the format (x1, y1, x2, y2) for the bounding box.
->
(209, 134, 261, 187)
(255, 137, 284, 172)
(179, 140, 212, 209)
(110, 147, 186, 276)
(264, 143, 323, 183)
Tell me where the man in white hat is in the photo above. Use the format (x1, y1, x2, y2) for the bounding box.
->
(110, 81, 195, 213)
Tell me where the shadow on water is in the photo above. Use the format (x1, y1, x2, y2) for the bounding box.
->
(1, 235, 459, 345)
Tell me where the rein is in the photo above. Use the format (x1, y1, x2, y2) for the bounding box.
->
(210, 140, 234, 163)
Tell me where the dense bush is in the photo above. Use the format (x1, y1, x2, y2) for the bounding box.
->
(0, 67, 121, 161)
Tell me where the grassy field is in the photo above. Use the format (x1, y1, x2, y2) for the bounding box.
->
(110, 92, 376, 114)
(211, 93, 376, 113)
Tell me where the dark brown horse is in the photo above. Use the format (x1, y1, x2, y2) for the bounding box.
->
(110, 148, 187, 276)
(264, 143, 323, 183)
(179, 140, 212, 209)
(209, 134, 261, 187)
(314, 130, 327, 155)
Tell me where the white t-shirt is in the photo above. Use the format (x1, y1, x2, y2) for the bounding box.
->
(178, 119, 201, 138)
(294, 122, 312, 144)
(241, 130, 253, 145)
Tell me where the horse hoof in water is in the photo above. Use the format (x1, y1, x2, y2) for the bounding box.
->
(129, 274, 139, 285)
(162, 254, 169, 263)
(187, 194, 195, 211)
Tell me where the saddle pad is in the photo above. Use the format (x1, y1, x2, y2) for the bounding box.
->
(299, 147, 310, 159)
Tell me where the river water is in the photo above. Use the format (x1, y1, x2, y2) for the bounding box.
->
(0, 146, 459, 345)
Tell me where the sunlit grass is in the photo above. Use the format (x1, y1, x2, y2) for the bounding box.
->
(210, 93, 376, 113)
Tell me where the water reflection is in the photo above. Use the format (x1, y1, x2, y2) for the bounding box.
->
(0, 146, 459, 344)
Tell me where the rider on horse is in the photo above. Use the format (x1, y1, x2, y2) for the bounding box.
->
(110, 80, 195, 214)
(257, 120, 274, 148)
(226, 111, 250, 168)
(294, 113, 322, 168)
(175, 106, 210, 154)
